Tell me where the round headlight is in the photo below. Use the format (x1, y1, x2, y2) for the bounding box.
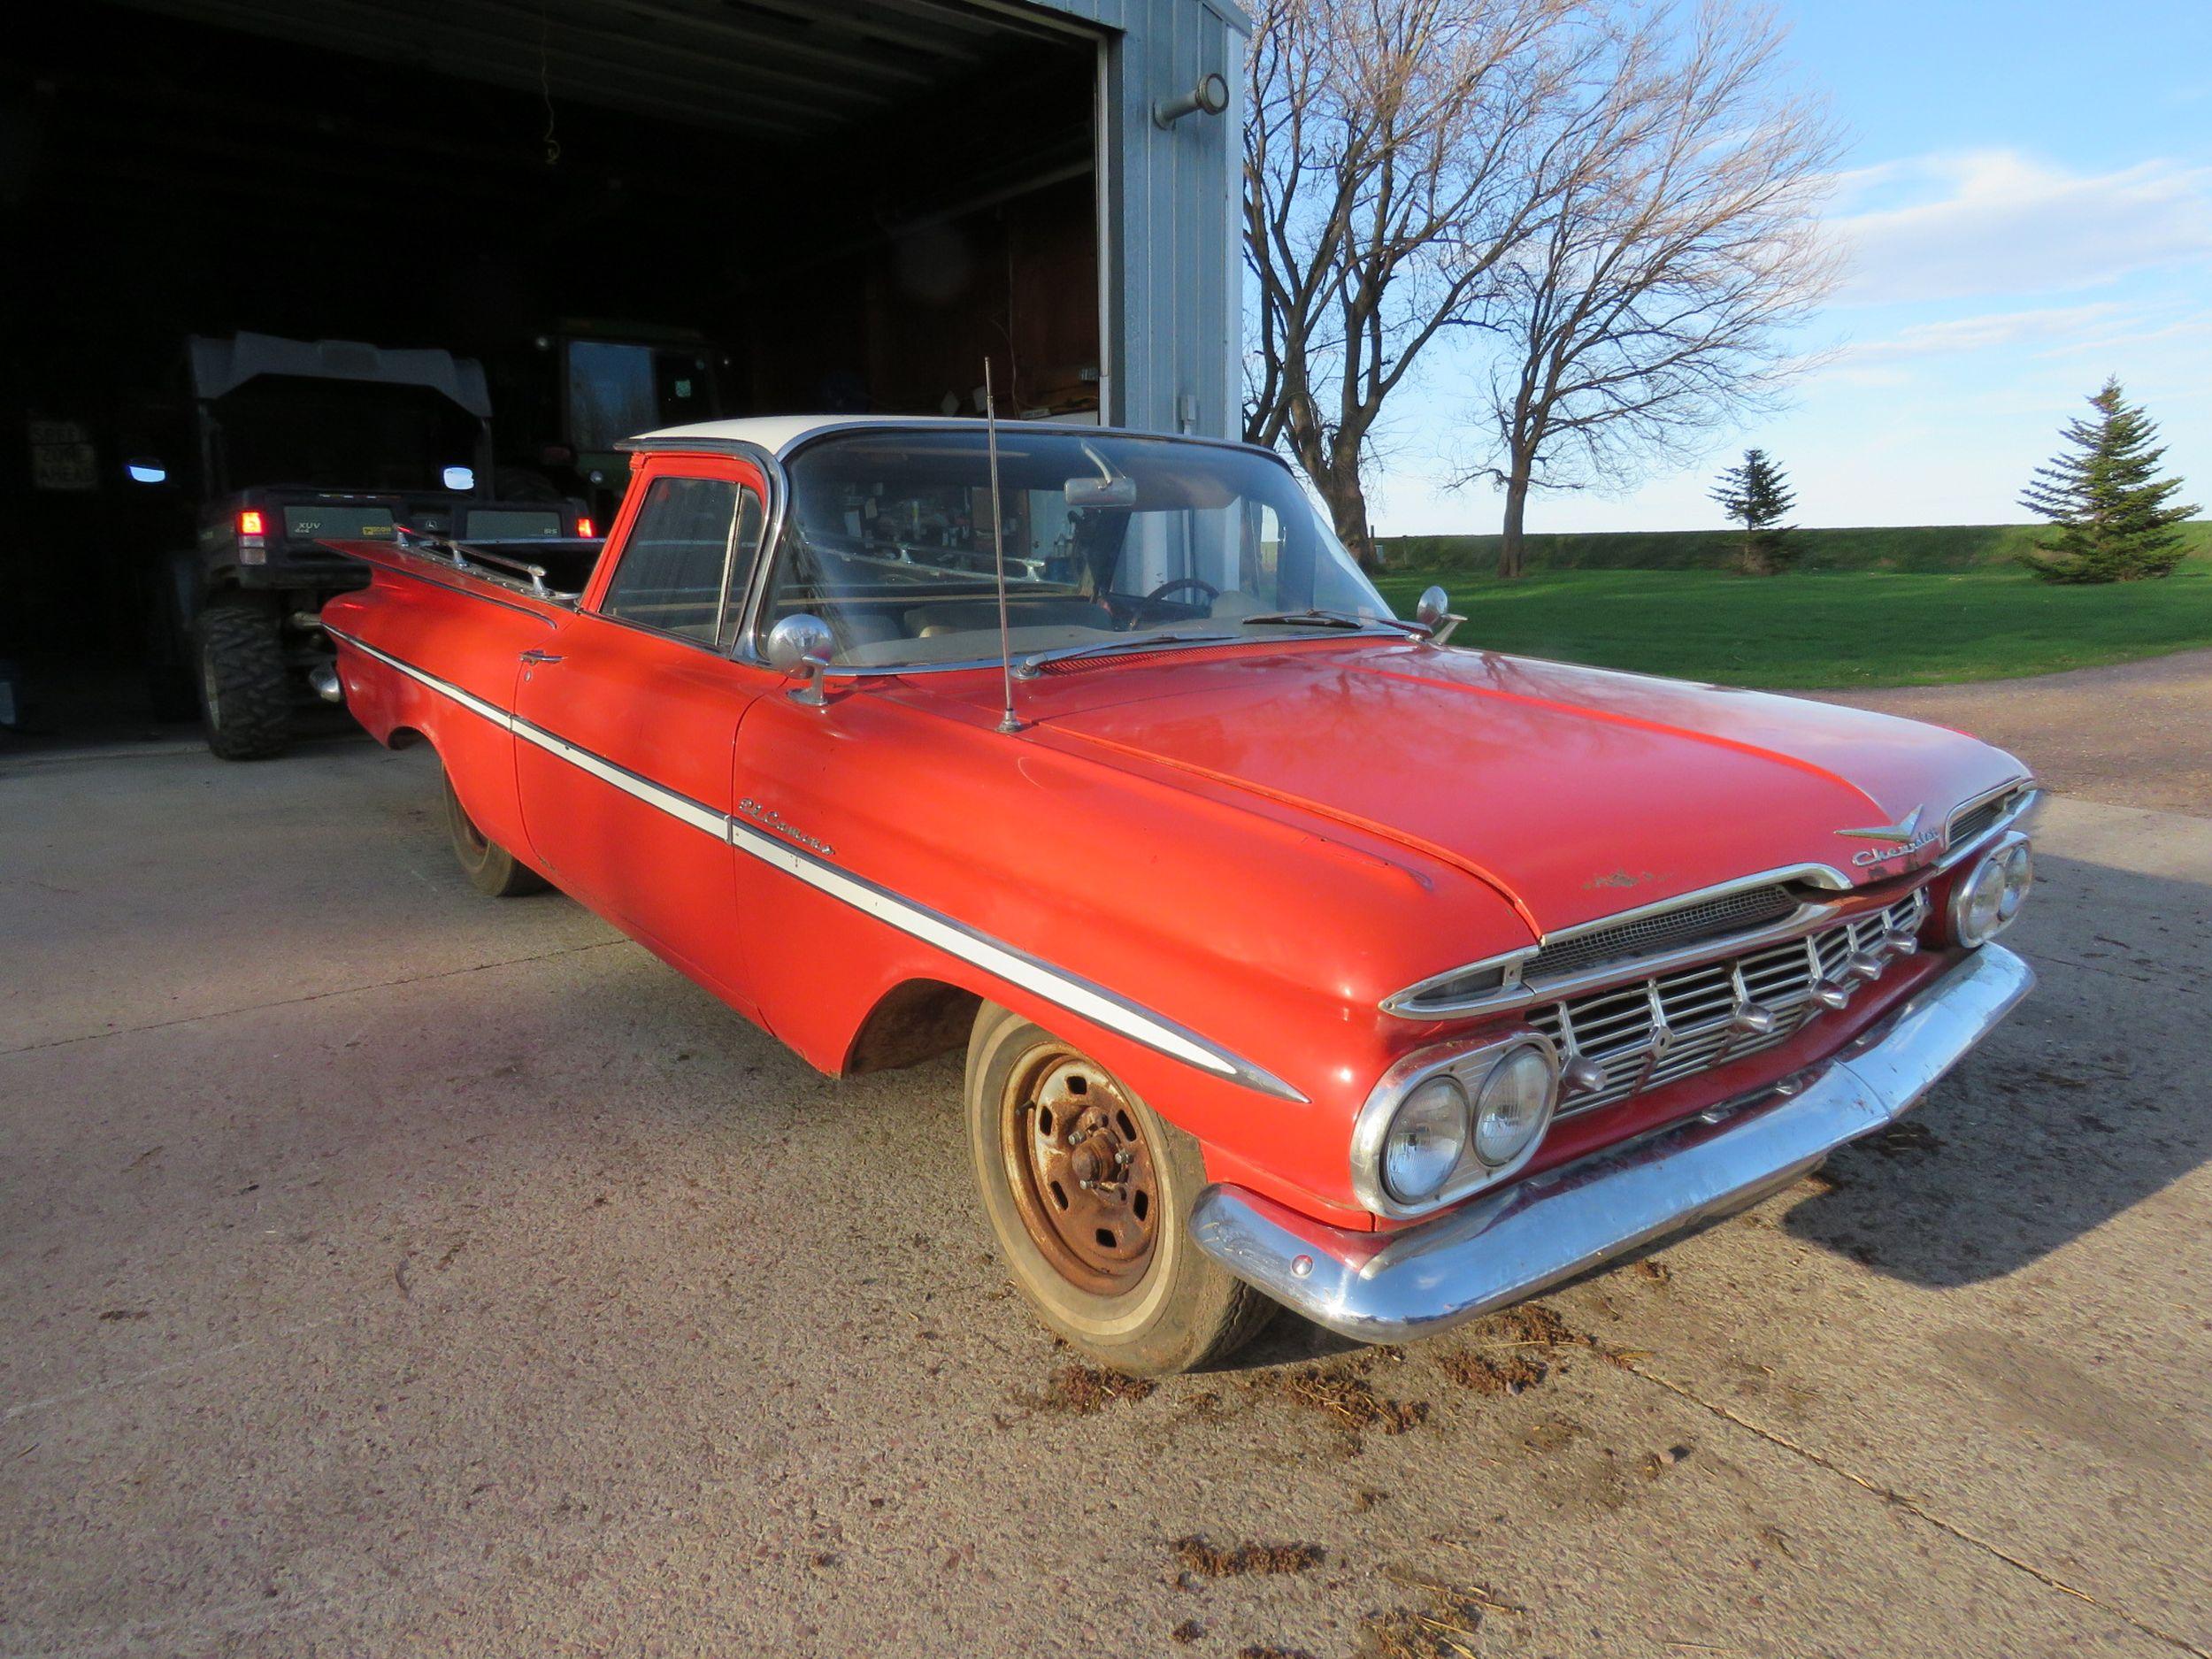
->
(1473, 1042, 1557, 1167)
(1382, 1074, 1469, 1202)
(1953, 838, 2030, 947)
(1997, 841, 2032, 921)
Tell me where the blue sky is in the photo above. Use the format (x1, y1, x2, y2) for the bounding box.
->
(1371, 0, 2212, 535)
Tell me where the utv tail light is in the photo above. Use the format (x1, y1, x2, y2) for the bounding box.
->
(238, 509, 268, 565)
(577, 517, 596, 538)
(237, 510, 265, 535)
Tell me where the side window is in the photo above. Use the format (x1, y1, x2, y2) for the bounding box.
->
(599, 475, 762, 646)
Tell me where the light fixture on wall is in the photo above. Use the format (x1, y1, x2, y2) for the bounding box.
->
(1154, 72, 1229, 129)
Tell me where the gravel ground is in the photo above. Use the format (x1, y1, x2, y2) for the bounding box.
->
(3, 689, 2208, 1658)
(1813, 647, 2212, 816)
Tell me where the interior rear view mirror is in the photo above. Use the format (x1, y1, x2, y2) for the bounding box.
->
(1064, 474, 1137, 509)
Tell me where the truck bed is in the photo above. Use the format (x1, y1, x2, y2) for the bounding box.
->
(322, 534, 603, 613)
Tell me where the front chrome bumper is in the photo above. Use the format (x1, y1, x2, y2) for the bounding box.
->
(1191, 944, 2033, 1344)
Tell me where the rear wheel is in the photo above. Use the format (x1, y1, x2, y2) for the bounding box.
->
(965, 1003, 1272, 1375)
(194, 599, 291, 760)
(441, 767, 549, 897)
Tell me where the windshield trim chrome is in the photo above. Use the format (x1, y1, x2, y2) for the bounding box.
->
(738, 424, 1400, 680)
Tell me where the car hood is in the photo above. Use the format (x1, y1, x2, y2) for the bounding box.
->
(990, 641, 2026, 938)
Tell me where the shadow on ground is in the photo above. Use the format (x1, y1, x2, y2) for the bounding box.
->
(1779, 850, 2209, 1287)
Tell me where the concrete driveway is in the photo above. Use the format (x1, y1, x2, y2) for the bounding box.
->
(3, 703, 2208, 1658)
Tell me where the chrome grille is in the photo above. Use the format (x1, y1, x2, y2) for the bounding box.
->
(1523, 885, 1801, 984)
(1948, 786, 2025, 849)
(1530, 889, 1931, 1117)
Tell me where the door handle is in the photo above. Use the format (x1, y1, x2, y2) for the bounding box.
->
(519, 649, 565, 664)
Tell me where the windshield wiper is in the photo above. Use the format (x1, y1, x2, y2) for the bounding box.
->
(1237, 609, 1417, 633)
(1018, 630, 1241, 673)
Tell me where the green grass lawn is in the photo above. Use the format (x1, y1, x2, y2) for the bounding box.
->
(1377, 518, 2212, 574)
(1370, 567, 2212, 688)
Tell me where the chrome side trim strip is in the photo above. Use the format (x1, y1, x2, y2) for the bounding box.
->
(1194, 943, 2034, 1341)
(331, 628, 518, 732)
(721, 817, 1302, 1099)
(511, 718, 730, 841)
(326, 626, 1304, 1101)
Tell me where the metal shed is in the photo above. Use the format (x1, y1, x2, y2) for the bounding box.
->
(90, 0, 1251, 441)
(1041, 0, 1250, 441)
(6, 0, 1252, 703)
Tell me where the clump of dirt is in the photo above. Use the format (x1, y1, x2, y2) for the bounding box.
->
(1170, 1619, 1206, 1644)
(1639, 1443, 1693, 1480)
(1239, 1647, 1319, 1659)
(1470, 1302, 1593, 1349)
(1633, 1258, 1671, 1284)
(1176, 1390, 1230, 1425)
(1439, 1351, 1547, 1395)
(1025, 1363, 1156, 1415)
(1359, 1577, 1521, 1658)
(1172, 1536, 1326, 1578)
(1523, 1416, 1586, 1453)
(1272, 1364, 1428, 1440)
(1870, 1121, 1942, 1157)
(96, 1309, 149, 1322)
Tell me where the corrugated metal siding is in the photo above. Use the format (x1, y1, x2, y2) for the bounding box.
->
(1026, 0, 1248, 440)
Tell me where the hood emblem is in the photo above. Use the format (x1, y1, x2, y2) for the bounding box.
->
(1836, 805, 1941, 866)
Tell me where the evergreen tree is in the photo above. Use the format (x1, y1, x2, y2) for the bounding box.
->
(2019, 379, 2199, 582)
(1709, 448, 1799, 573)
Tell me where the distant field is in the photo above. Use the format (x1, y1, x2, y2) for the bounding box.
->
(1378, 518, 2212, 574)
(1369, 567, 2212, 688)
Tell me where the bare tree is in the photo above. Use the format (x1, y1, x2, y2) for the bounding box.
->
(1462, 4, 1843, 577)
(1242, 0, 1600, 569)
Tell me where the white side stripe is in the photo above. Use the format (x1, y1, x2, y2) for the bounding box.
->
(725, 818, 1239, 1081)
(511, 722, 730, 840)
(336, 631, 515, 731)
(326, 626, 1304, 1100)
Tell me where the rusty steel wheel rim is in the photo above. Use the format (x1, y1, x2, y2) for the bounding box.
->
(1001, 1048, 1162, 1297)
(449, 786, 490, 856)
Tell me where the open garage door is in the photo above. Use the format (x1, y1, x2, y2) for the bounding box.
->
(2, 0, 1110, 729)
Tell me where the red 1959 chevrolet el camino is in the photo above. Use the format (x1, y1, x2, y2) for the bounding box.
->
(320, 417, 2037, 1375)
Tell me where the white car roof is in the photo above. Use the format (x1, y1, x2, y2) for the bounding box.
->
(628, 414, 1269, 460)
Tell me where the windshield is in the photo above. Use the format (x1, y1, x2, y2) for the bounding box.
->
(211, 378, 481, 493)
(757, 428, 1392, 668)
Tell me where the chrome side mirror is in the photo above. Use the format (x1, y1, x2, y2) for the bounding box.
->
(1415, 584, 1465, 645)
(764, 613, 835, 706)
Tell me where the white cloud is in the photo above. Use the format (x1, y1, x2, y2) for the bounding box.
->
(1825, 150, 2212, 304)
(1846, 302, 2128, 359)
(2033, 309, 2212, 359)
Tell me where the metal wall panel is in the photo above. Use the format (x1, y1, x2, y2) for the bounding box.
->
(1025, 0, 1248, 440)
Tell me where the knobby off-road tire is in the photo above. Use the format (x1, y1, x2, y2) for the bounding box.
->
(965, 1002, 1274, 1375)
(441, 766, 549, 897)
(194, 599, 291, 760)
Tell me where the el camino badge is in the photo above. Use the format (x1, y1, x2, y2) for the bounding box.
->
(1836, 805, 1941, 867)
(739, 798, 834, 858)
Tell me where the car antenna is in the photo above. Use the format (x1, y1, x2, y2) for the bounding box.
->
(983, 357, 1023, 735)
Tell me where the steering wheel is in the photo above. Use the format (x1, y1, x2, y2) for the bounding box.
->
(1131, 575, 1221, 626)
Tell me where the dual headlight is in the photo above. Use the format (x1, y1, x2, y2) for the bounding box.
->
(1354, 1035, 1560, 1217)
(1949, 832, 2032, 947)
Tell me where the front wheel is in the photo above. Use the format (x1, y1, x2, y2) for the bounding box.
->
(441, 767, 549, 897)
(194, 599, 291, 760)
(965, 1004, 1273, 1375)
